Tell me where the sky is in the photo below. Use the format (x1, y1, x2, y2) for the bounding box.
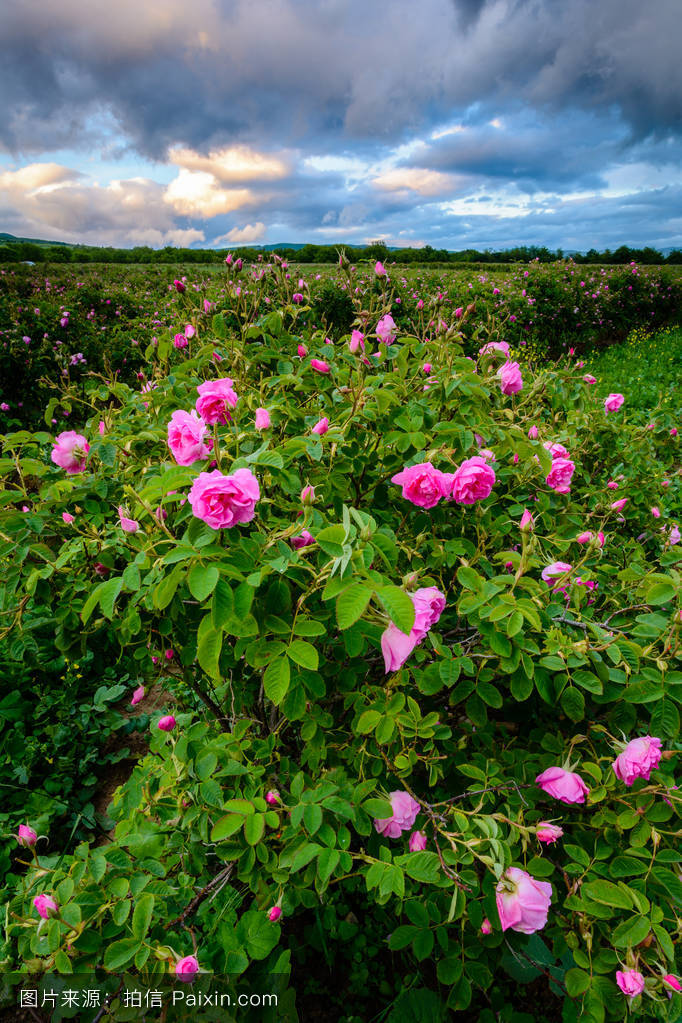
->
(1, 0, 681, 252)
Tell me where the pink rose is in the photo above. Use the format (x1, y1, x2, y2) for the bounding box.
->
(528, 425, 539, 439)
(297, 344, 307, 357)
(196, 378, 238, 424)
(664, 975, 682, 992)
(536, 822, 563, 844)
(498, 360, 523, 395)
(175, 956, 199, 983)
(310, 358, 330, 373)
(265, 790, 280, 805)
(174, 279, 186, 293)
(480, 918, 493, 935)
(33, 894, 58, 919)
(536, 766, 589, 804)
(187, 468, 260, 529)
(496, 867, 552, 934)
(616, 970, 645, 998)
(479, 340, 510, 357)
(408, 830, 427, 851)
(312, 417, 329, 435)
(422, 362, 432, 374)
(374, 790, 420, 838)
(291, 530, 315, 550)
(16, 824, 38, 847)
(583, 374, 597, 384)
(173, 333, 188, 349)
(449, 456, 496, 505)
(167, 410, 213, 466)
(62, 512, 75, 524)
(381, 624, 419, 672)
(349, 330, 365, 353)
(412, 587, 446, 635)
(541, 561, 572, 587)
(604, 392, 624, 413)
(51, 431, 89, 474)
(300, 485, 315, 505)
(544, 441, 570, 459)
(381, 587, 445, 672)
(118, 507, 140, 533)
(130, 685, 145, 707)
(375, 261, 386, 277)
(267, 906, 282, 922)
(158, 715, 176, 732)
(546, 457, 575, 494)
(612, 736, 662, 787)
(255, 408, 271, 430)
(610, 498, 628, 512)
(376, 314, 396, 343)
(651, 506, 660, 518)
(391, 462, 450, 509)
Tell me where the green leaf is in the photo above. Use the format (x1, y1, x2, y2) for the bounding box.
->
(565, 968, 591, 997)
(336, 583, 373, 630)
(611, 915, 650, 948)
(131, 894, 154, 941)
(376, 586, 415, 635)
(264, 656, 290, 704)
(211, 814, 244, 841)
(356, 710, 382, 734)
(316, 524, 346, 558)
(244, 814, 265, 846)
(188, 562, 220, 602)
(153, 564, 184, 610)
(304, 804, 323, 836)
(317, 847, 341, 883)
(362, 798, 394, 819)
(212, 578, 235, 628)
(99, 577, 124, 620)
(103, 938, 141, 971)
(457, 566, 484, 592)
(582, 880, 633, 910)
(197, 614, 222, 679)
(560, 687, 585, 722)
(394, 851, 442, 883)
(646, 580, 675, 605)
(287, 639, 319, 671)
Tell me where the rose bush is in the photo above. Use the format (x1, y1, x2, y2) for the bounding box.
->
(0, 255, 681, 1021)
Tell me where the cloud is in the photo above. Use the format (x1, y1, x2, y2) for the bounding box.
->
(163, 170, 255, 217)
(214, 222, 267, 244)
(371, 168, 462, 197)
(169, 145, 290, 183)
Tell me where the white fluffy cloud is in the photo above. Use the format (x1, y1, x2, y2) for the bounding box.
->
(214, 222, 267, 244)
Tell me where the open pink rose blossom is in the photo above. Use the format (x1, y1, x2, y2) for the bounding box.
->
(536, 766, 589, 804)
(612, 736, 662, 786)
(449, 456, 496, 505)
(496, 867, 552, 934)
(616, 970, 645, 998)
(195, 378, 238, 424)
(374, 791, 420, 838)
(51, 431, 89, 474)
(188, 468, 260, 529)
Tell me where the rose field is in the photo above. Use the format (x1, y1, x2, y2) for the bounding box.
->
(1, 255, 682, 1022)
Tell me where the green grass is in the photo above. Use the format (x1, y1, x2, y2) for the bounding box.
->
(587, 323, 682, 415)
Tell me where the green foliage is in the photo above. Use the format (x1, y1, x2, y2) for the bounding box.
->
(1, 256, 681, 1020)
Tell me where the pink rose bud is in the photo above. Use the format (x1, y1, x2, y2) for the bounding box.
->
(94, 562, 109, 576)
(520, 509, 534, 532)
(265, 790, 280, 805)
(607, 480, 618, 489)
(662, 479, 671, 488)
(576, 531, 593, 544)
(33, 894, 58, 919)
(255, 407, 271, 430)
(568, 347, 575, 355)
(174, 279, 186, 293)
(496, 867, 552, 934)
(300, 484, 315, 505)
(610, 498, 628, 512)
(604, 392, 624, 413)
(583, 374, 597, 384)
(297, 343, 307, 357)
(422, 363, 432, 374)
(175, 955, 199, 983)
(374, 261, 386, 276)
(536, 822, 563, 844)
(185, 324, 195, 339)
(528, 425, 539, 439)
(536, 766, 589, 804)
(480, 918, 492, 935)
(118, 507, 140, 533)
(268, 906, 282, 922)
(98, 420, 106, 435)
(310, 358, 330, 374)
(374, 791, 421, 838)
(62, 512, 75, 524)
(454, 307, 463, 318)
(312, 417, 329, 435)
(664, 975, 682, 992)
(165, 649, 174, 661)
(130, 685, 145, 707)
(513, 452, 519, 464)
(671, 428, 678, 437)
(408, 830, 427, 851)
(17, 824, 38, 847)
(612, 736, 662, 786)
(157, 715, 176, 732)
(349, 330, 365, 353)
(651, 506, 661, 518)
(291, 529, 315, 550)
(616, 970, 645, 998)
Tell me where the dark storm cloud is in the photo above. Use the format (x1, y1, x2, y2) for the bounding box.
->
(0, 0, 680, 160)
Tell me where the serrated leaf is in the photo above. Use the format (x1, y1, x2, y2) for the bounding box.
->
(131, 894, 154, 941)
(287, 639, 319, 670)
(376, 586, 415, 635)
(264, 656, 290, 704)
(103, 938, 140, 971)
(188, 562, 219, 602)
(336, 583, 373, 630)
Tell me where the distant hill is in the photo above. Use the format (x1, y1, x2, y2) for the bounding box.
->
(0, 232, 72, 247)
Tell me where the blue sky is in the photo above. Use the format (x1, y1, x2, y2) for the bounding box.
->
(1, 0, 681, 251)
